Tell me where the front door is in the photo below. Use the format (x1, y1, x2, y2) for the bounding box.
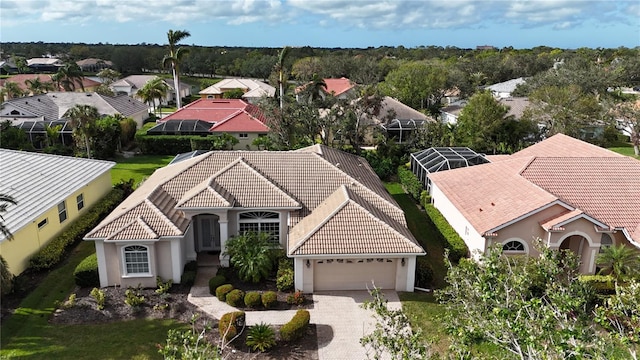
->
(197, 215, 220, 251)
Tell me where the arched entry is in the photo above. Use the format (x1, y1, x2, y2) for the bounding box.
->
(559, 234, 588, 257)
(195, 214, 221, 252)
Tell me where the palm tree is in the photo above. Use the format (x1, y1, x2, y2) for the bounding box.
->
(64, 105, 99, 158)
(25, 76, 54, 95)
(45, 124, 62, 146)
(162, 29, 190, 109)
(597, 244, 640, 280)
(224, 231, 274, 283)
(0, 194, 17, 295)
(276, 46, 290, 110)
(52, 63, 85, 92)
(138, 77, 169, 116)
(2, 81, 24, 99)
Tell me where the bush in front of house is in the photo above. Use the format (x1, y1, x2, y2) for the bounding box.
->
(286, 290, 305, 305)
(246, 322, 276, 352)
(219, 311, 246, 342)
(424, 204, 468, 263)
(208, 275, 227, 295)
(244, 291, 262, 309)
(74, 253, 99, 288)
(216, 284, 234, 302)
(261, 291, 278, 309)
(29, 188, 125, 272)
(397, 165, 423, 202)
(280, 309, 310, 342)
(276, 268, 294, 292)
(414, 257, 434, 289)
(579, 274, 617, 295)
(135, 132, 238, 155)
(226, 289, 245, 307)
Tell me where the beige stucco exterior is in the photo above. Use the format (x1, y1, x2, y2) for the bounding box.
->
(0, 172, 112, 275)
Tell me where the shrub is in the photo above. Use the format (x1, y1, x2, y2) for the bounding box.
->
(280, 309, 310, 342)
(397, 165, 423, 201)
(261, 291, 278, 309)
(246, 322, 276, 352)
(29, 189, 125, 271)
(74, 253, 99, 288)
(225, 231, 274, 283)
(180, 270, 196, 287)
(135, 133, 238, 155)
(216, 284, 234, 302)
(216, 266, 232, 278)
(276, 268, 294, 292)
(244, 291, 262, 309)
(415, 257, 434, 288)
(90, 287, 106, 310)
(226, 289, 245, 307)
(286, 290, 306, 305)
(579, 274, 617, 295)
(424, 204, 468, 262)
(156, 276, 173, 295)
(420, 190, 431, 208)
(219, 311, 245, 342)
(184, 260, 198, 272)
(208, 275, 227, 295)
(124, 287, 145, 308)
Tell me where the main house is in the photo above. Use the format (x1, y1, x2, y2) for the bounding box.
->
(0, 150, 114, 275)
(85, 145, 424, 292)
(428, 134, 640, 274)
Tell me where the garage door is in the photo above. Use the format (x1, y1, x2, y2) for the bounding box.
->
(314, 258, 396, 291)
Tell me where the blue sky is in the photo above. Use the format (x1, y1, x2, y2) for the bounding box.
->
(1, 0, 639, 49)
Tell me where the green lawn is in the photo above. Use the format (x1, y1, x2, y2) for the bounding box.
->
(609, 146, 640, 159)
(111, 155, 174, 186)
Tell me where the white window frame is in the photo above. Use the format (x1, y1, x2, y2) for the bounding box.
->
(122, 245, 151, 276)
(76, 193, 84, 211)
(238, 211, 280, 244)
(502, 239, 528, 254)
(57, 201, 67, 223)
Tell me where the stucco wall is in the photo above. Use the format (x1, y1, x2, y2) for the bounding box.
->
(1, 172, 112, 275)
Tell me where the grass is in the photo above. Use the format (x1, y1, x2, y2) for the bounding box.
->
(111, 154, 174, 186)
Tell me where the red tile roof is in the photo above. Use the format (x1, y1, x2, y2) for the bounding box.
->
(159, 98, 269, 133)
(295, 77, 355, 97)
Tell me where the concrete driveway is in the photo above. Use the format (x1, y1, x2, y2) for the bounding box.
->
(188, 268, 401, 360)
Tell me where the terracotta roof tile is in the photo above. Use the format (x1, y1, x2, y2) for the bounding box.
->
(512, 133, 623, 158)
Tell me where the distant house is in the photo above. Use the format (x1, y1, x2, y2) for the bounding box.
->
(148, 98, 269, 149)
(440, 97, 530, 124)
(439, 100, 467, 124)
(0, 59, 19, 74)
(199, 78, 275, 103)
(378, 97, 434, 143)
(0, 149, 114, 275)
(428, 134, 640, 274)
(26, 58, 63, 73)
(0, 92, 150, 128)
(84, 145, 424, 292)
(486, 78, 526, 98)
(110, 75, 191, 106)
(76, 58, 113, 72)
(0, 74, 101, 95)
(295, 77, 357, 102)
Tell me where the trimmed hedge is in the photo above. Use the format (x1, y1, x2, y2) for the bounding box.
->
(135, 132, 238, 155)
(29, 188, 125, 272)
(73, 253, 99, 288)
(261, 291, 278, 309)
(397, 165, 423, 201)
(208, 275, 227, 295)
(579, 275, 617, 295)
(216, 284, 234, 302)
(280, 309, 310, 342)
(219, 311, 246, 342)
(423, 203, 468, 262)
(414, 256, 434, 289)
(226, 289, 245, 307)
(244, 291, 262, 308)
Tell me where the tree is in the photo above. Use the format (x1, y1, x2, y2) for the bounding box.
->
(52, 62, 85, 92)
(596, 244, 640, 280)
(455, 90, 513, 153)
(360, 286, 428, 360)
(96, 68, 121, 85)
(610, 100, 640, 156)
(291, 56, 323, 82)
(1, 81, 24, 100)
(276, 46, 290, 110)
(224, 231, 274, 283)
(0, 194, 17, 295)
(0, 121, 33, 150)
(594, 280, 640, 360)
(138, 77, 169, 116)
(44, 124, 62, 147)
(380, 61, 448, 114)
(64, 104, 99, 158)
(437, 243, 609, 359)
(163, 29, 190, 109)
(25, 76, 54, 95)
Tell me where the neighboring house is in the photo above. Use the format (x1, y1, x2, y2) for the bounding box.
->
(148, 98, 269, 149)
(428, 134, 640, 274)
(76, 58, 113, 72)
(26, 58, 63, 73)
(411, 147, 490, 190)
(199, 78, 275, 103)
(0, 59, 19, 74)
(485, 77, 526, 98)
(439, 100, 467, 124)
(0, 92, 150, 128)
(0, 149, 114, 275)
(378, 96, 434, 143)
(111, 75, 191, 105)
(295, 77, 357, 102)
(498, 97, 531, 119)
(85, 145, 425, 292)
(0, 74, 101, 94)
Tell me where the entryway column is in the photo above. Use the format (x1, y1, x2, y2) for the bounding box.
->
(218, 212, 230, 267)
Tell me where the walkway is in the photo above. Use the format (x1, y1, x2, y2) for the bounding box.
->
(188, 266, 401, 360)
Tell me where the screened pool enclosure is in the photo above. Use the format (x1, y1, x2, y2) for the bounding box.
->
(411, 147, 490, 190)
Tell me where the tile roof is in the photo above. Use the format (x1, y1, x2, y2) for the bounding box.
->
(199, 78, 275, 98)
(0, 150, 114, 241)
(87, 146, 421, 256)
(159, 99, 269, 133)
(295, 77, 356, 97)
(380, 96, 430, 121)
(429, 134, 640, 243)
(486, 77, 525, 94)
(498, 97, 530, 119)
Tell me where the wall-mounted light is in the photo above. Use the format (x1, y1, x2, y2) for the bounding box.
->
(306, 259, 311, 268)
(401, 258, 406, 267)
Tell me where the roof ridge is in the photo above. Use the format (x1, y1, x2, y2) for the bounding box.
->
(144, 198, 181, 235)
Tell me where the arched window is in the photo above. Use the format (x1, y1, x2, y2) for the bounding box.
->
(238, 211, 280, 243)
(599, 233, 613, 253)
(123, 245, 150, 274)
(503, 240, 526, 253)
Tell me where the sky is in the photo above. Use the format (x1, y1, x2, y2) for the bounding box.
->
(1, 0, 639, 49)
